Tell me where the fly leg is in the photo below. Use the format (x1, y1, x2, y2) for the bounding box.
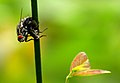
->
(39, 28, 48, 33)
(39, 28, 48, 38)
(40, 35, 47, 38)
(25, 34, 34, 42)
(25, 38, 34, 42)
(29, 26, 40, 39)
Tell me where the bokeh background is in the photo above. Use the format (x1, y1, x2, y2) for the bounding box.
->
(0, 0, 120, 83)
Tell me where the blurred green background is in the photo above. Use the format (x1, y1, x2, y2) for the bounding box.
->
(0, 0, 120, 83)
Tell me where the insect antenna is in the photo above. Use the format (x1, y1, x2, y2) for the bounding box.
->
(19, 8, 23, 22)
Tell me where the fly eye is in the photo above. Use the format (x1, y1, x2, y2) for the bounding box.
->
(18, 35, 23, 39)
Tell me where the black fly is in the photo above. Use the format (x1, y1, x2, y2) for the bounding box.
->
(16, 9, 47, 42)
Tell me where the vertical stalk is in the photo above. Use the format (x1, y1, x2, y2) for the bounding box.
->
(31, 0, 42, 83)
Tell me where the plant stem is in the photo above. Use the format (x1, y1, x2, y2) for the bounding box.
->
(31, 0, 42, 83)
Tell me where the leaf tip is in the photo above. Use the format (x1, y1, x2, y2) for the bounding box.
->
(102, 70, 111, 74)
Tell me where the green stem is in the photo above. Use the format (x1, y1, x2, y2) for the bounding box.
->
(65, 77, 68, 83)
(31, 0, 42, 83)
(65, 75, 70, 83)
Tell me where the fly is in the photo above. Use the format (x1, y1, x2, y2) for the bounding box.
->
(16, 9, 47, 42)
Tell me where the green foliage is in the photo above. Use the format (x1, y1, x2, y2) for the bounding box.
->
(0, 0, 120, 83)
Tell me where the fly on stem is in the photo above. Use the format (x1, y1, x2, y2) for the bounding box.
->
(16, 9, 47, 42)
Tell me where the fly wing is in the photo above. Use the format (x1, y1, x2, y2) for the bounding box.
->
(70, 52, 91, 71)
(72, 69, 111, 76)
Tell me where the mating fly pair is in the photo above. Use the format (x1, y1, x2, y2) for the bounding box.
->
(16, 10, 47, 42)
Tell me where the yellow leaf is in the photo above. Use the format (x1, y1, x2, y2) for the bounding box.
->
(65, 52, 111, 83)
